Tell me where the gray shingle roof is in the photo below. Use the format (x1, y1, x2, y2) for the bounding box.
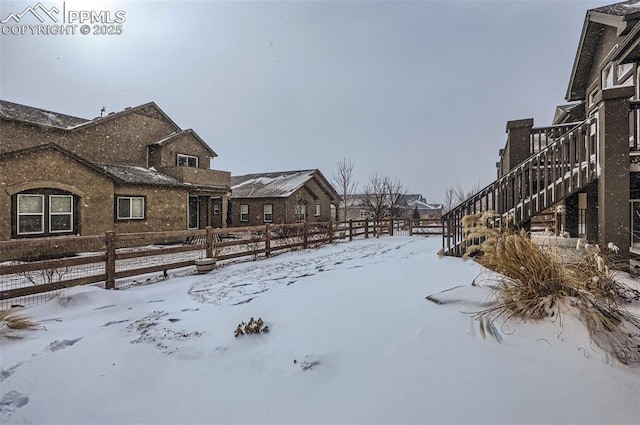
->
(0, 100, 89, 129)
(231, 170, 317, 198)
(591, 0, 640, 16)
(98, 164, 183, 187)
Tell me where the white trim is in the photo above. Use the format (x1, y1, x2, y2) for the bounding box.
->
(49, 194, 73, 233)
(240, 204, 249, 222)
(117, 196, 145, 220)
(263, 204, 273, 223)
(177, 153, 198, 167)
(16, 194, 44, 235)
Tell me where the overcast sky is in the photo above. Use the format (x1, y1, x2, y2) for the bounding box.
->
(0, 0, 606, 203)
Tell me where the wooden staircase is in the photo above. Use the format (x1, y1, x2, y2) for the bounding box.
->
(442, 118, 598, 256)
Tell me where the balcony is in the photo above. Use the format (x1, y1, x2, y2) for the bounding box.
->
(159, 166, 231, 191)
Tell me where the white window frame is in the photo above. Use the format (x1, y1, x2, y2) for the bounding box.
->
(17, 194, 45, 235)
(240, 204, 249, 222)
(117, 196, 145, 220)
(314, 204, 321, 216)
(177, 154, 198, 167)
(263, 204, 273, 223)
(602, 64, 614, 89)
(49, 194, 74, 233)
(213, 203, 220, 215)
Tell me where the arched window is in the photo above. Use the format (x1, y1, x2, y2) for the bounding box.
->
(12, 189, 79, 238)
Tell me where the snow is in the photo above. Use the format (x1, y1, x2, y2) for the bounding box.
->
(1, 236, 639, 424)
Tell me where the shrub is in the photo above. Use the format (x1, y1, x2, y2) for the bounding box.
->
(0, 310, 40, 339)
(462, 212, 640, 365)
(234, 317, 269, 337)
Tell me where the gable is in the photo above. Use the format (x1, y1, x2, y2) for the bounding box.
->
(567, 2, 640, 102)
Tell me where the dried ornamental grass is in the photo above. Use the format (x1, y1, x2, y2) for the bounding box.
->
(460, 213, 640, 365)
(0, 310, 40, 340)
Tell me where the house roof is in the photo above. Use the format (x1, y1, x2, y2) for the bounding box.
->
(552, 102, 585, 125)
(152, 129, 217, 157)
(0, 100, 89, 129)
(231, 169, 339, 199)
(0, 100, 182, 133)
(0, 143, 186, 188)
(97, 164, 184, 187)
(566, 1, 640, 101)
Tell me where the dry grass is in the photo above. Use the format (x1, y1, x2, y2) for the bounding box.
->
(0, 310, 40, 339)
(462, 212, 640, 365)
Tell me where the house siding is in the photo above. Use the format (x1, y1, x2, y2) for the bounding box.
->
(0, 147, 114, 240)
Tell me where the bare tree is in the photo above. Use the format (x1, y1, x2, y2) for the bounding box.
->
(332, 158, 358, 222)
(442, 186, 456, 213)
(443, 183, 482, 213)
(362, 173, 406, 221)
(384, 176, 406, 219)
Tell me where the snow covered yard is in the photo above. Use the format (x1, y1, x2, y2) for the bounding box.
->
(1, 236, 639, 424)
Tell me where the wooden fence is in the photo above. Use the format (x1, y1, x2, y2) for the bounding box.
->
(0, 218, 442, 309)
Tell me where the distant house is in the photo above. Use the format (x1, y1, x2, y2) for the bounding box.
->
(339, 193, 439, 221)
(0, 100, 231, 241)
(229, 170, 340, 226)
(397, 195, 443, 219)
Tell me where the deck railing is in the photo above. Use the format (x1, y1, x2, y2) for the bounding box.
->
(442, 118, 597, 256)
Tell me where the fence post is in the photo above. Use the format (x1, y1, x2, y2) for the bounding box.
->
(409, 219, 413, 236)
(349, 219, 353, 241)
(105, 231, 116, 290)
(365, 220, 369, 238)
(205, 226, 214, 258)
(389, 218, 394, 236)
(329, 221, 334, 243)
(265, 224, 271, 257)
(303, 222, 308, 249)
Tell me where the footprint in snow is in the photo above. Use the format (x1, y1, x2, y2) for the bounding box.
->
(294, 355, 321, 371)
(0, 363, 22, 383)
(48, 338, 83, 352)
(0, 390, 29, 413)
(102, 320, 130, 327)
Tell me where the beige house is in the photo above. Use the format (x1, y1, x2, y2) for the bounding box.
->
(229, 170, 339, 227)
(0, 100, 231, 240)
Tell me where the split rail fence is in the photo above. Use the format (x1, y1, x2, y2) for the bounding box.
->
(0, 218, 441, 309)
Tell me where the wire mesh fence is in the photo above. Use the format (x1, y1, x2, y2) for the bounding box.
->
(0, 219, 440, 309)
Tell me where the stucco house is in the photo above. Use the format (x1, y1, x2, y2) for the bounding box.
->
(228, 170, 339, 226)
(443, 0, 640, 261)
(0, 100, 231, 240)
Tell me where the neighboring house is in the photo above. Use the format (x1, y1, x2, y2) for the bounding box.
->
(339, 193, 439, 221)
(0, 100, 231, 241)
(443, 0, 640, 260)
(229, 170, 339, 226)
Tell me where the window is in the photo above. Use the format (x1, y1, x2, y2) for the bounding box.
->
(314, 204, 321, 216)
(240, 204, 249, 222)
(263, 204, 273, 223)
(49, 195, 73, 233)
(14, 190, 78, 238)
(17, 194, 44, 234)
(117, 196, 145, 220)
(618, 63, 633, 81)
(360, 210, 368, 218)
(177, 154, 198, 167)
(213, 203, 220, 215)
